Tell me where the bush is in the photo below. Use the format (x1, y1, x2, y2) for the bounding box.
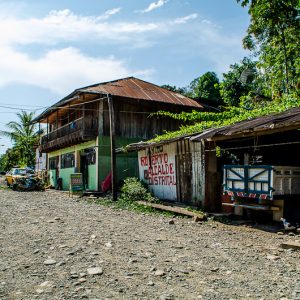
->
(119, 177, 156, 203)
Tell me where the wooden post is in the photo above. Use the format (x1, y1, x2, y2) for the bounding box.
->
(204, 141, 221, 212)
(68, 104, 70, 134)
(38, 122, 42, 172)
(108, 94, 117, 201)
(56, 110, 58, 139)
(46, 117, 49, 142)
(82, 103, 85, 132)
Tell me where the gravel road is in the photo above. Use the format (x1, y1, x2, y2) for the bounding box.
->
(0, 185, 300, 300)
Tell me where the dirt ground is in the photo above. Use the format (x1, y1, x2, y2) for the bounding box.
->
(0, 182, 300, 300)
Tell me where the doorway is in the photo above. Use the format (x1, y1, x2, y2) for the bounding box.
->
(80, 153, 88, 190)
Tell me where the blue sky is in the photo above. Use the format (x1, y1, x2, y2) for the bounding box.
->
(0, 0, 250, 153)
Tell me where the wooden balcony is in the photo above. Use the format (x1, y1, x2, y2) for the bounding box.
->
(40, 117, 98, 152)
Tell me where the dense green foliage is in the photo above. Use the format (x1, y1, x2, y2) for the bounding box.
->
(219, 57, 268, 107)
(151, 94, 300, 142)
(237, 0, 299, 95)
(161, 1, 299, 108)
(92, 177, 165, 214)
(0, 148, 22, 172)
(0, 111, 38, 171)
(154, 1, 299, 142)
(119, 177, 157, 203)
(87, 193, 174, 216)
(186, 72, 222, 104)
(161, 84, 187, 95)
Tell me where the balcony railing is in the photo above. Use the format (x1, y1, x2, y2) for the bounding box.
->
(40, 117, 98, 152)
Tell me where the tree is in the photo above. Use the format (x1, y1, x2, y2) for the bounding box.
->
(0, 111, 38, 167)
(0, 148, 22, 171)
(237, 0, 300, 95)
(161, 84, 187, 95)
(186, 72, 222, 104)
(219, 57, 266, 107)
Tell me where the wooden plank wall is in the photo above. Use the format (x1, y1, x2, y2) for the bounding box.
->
(205, 141, 222, 211)
(102, 97, 192, 139)
(191, 141, 206, 207)
(176, 139, 193, 204)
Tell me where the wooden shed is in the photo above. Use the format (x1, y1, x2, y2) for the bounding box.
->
(127, 135, 208, 208)
(128, 107, 300, 221)
(191, 107, 300, 222)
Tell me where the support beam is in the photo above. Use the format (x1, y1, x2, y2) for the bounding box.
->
(68, 104, 70, 134)
(46, 117, 49, 142)
(82, 95, 85, 132)
(56, 110, 58, 139)
(108, 94, 117, 201)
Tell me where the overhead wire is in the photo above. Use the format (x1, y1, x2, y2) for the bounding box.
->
(0, 93, 202, 118)
(0, 96, 161, 115)
(0, 102, 46, 108)
(0, 104, 45, 111)
(205, 140, 300, 152)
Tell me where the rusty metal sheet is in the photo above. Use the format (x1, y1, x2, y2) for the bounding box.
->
(33, 77, 203, 123)
(81, 77, 202, 107)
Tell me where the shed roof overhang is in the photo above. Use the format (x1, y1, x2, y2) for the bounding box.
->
(32, 91, 108, 124)
(190, 107, 300, 142)
(121, 133, 200, 153)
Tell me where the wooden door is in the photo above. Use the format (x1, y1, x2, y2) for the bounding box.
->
(176, 153, 192, 203)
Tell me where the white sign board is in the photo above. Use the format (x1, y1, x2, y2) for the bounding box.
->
(138, 143, 177, 201)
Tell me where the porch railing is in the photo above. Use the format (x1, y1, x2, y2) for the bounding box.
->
(41, 117, 98, 145)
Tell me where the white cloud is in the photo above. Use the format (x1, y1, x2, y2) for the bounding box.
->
(97, 8, 121, 20)
(0, 8, 246, 94)
(140, 0, 168, 13)
(173, 13, 198, 24)
(0, 46, 153, 95)
(0, 9, 161, 46)
(0, 9, 203, 48)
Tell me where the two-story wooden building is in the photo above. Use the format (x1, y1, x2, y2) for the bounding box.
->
(33, 77, 203, 191)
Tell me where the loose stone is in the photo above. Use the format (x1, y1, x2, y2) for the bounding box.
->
(43, 259, 56, 265)
(154, 270, 165, 276)
(267, 255, 280, 261)
(87, 267, 103, 275)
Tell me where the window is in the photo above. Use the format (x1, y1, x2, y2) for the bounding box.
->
(61, 152, 75, 169)
(49, 156, 59, 170)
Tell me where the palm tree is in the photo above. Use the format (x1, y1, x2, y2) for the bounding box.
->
(0, 111, 38, 167)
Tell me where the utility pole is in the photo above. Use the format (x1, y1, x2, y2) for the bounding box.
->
(108, 94, 117, 201)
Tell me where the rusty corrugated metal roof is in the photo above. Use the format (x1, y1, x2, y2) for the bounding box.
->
(33, 77, 203, 123)
(122, 133, 196, 152)
(191, 106, 300, 141)
(80, 77, 202, 107)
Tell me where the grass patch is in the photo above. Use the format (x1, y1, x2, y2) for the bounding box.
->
(82, 177, 205, 218)
(86, 195, 175, 217)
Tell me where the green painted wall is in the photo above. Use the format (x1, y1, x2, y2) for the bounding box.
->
(48, 140, 97, 158)
(88, 164, 97, 190)
(48, 140, 97, 191)
(60, 167, 75, 190)
(47, 137, 139, 192)
(98, 136, 140, 189)
(49, 170, 57, 187)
